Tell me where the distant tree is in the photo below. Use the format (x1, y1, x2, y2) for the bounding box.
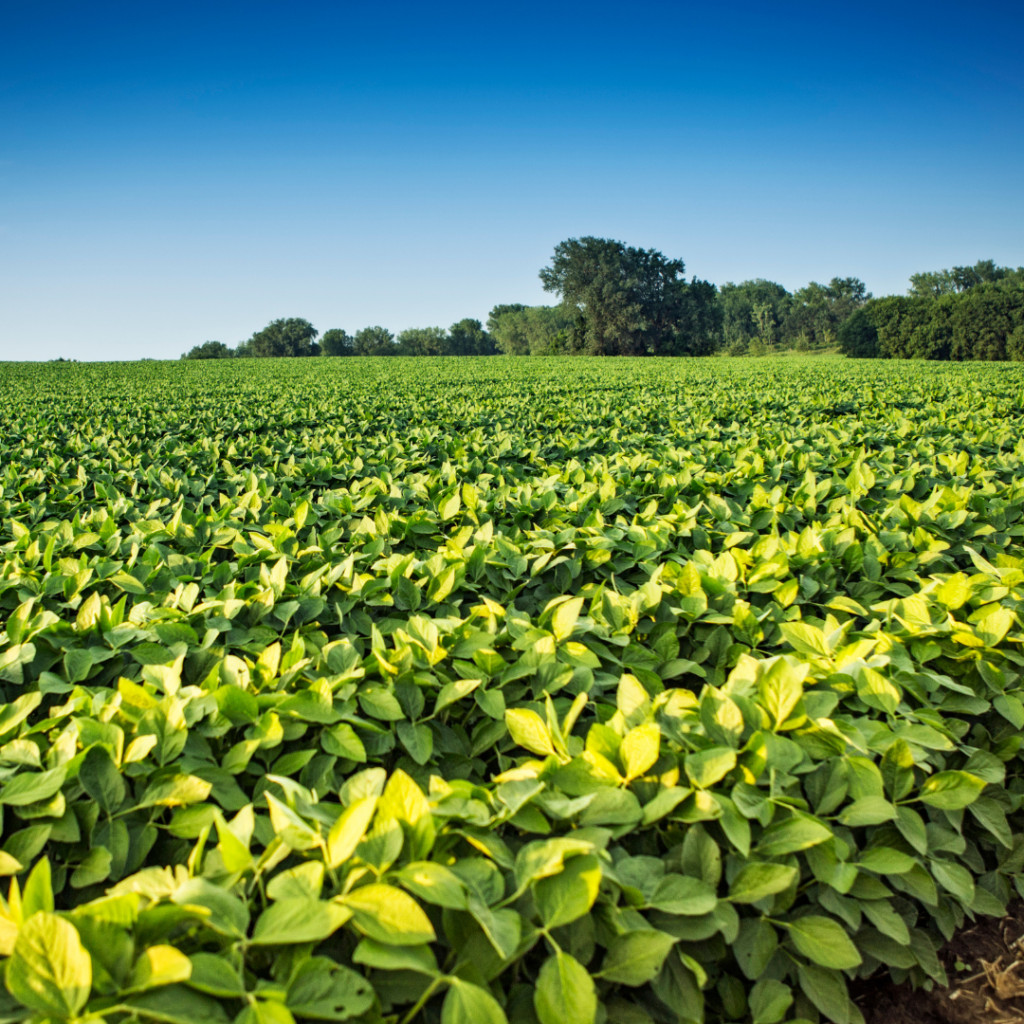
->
(487, 304, 575, 355)
(353, 326, 396, 356)
(486, 304, 528, 353)
(181, 340, 234, 360)
(1008, 324, 1024, 361)
(540, 237, 695, 355)
(667, 278, 723, 356)
(751, 302, 777, 352)
(950, 280, 1023, 360)
(784, 278, 870, 348)
(320, 329, 353, 356)
(234, 338, 255, 358)
(488, 307, 528, 354)
(837, 308, 880, 358)
(909, 259, 1016, 298)
(249, 318, 320, 357)
(717, 280, 790, 348)
(397, 326, 448, 356)
(908, 268, 957, 299)
(448, 318, 496, 355)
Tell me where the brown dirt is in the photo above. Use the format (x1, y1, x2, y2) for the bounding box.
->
(856, 906, 1024, 1024)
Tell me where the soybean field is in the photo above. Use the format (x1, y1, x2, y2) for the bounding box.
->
(1, 355, 1024, 1024)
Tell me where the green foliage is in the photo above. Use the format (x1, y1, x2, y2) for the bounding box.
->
(718, 280, 791, 350)
(539, 237, 721, 355)
(248, 318, 321, 358)
(1, 356, 1024, 1024)
(784, 277, 871, 350)
(395, 321, 496, 357)
(909, 259, 1019, 299)
(846, 269, 1024, 361)
(321, 330, 354, 357)
(181, 341, 235, 361)
(487, 304, 575, 356)
(352, 326, 396, 356)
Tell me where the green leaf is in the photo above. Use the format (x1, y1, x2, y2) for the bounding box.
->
(438, 489, 461, 521)
(931, 859, 975, 904)
(186, 953, 247, 997)
(357, 687, 405, 721)
(5, 911, 92, 1018)
(779, 622, 830, 657)
(786, 915, 862, 970)
(441, 978, 509, 1024)
(620, 723, 660, 781)
(599, 930, 677, 986)
(321, 723, 366, 762)
(342, 883, 435, 945)
(377, 769, 435, 860)
(352, 938, 438, 975)
(396, 721, 434, 765)
(551, 597, 585, 643)
(837, 796, 896, 827)
(918, 771, 987, 810)
(123, 984, 231, 1024)
(129, 945, 192, 991)
(854, 667, 901, 713)
(758, 657, 808, 727)
(533, 853, 601, 929)
(646, 874, 718, 915)
(0, 766, 67, 806)
(394, 861, 467, 909)
(285, 955, 376, 1021)
(326, 797, 378, 869)
(172, 878, 251, 938)
(139, 774, 213, 809)
(250, 899, 352, 946)
(858, 847, 916, 875)
(234, 999, 294, 1024)
(79, 745, 127, 814)
(749, 977, 793, 1024)
(756, 813, 832, 857)
(534, 951, 597, 1024)
(505, 708, 556, 757)
(797, 964, 855, 1024)
(684, 746, 736, 788)
(22, 859, 54, 917)
(728, 862, 798, 904)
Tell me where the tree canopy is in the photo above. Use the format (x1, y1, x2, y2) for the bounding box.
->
(838, 270, 1024, 360)
(320, 328, 353, 356)
(248, 318, 320, 358)
(539, 237, 719, 356)
(181, 340, 234, 360)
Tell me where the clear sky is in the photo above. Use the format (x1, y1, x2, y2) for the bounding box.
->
(2, 0, 1022, 361)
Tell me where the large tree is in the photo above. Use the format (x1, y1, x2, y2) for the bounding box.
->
(717, 280, 791, 348)
(447, 318, 495, 355)
(320, 329, 353, 356)
(181, 340, 233, 360)
(784, 278, 870, 348)
(539, 237, 698, 355)
(353, 326, 396, 356)
(248, 318, 320, 357)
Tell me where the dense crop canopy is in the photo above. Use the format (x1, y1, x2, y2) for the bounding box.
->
(1, 355, 1023, 1024)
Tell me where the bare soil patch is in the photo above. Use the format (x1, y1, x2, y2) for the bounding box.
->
(857, 906, 1024, 1024)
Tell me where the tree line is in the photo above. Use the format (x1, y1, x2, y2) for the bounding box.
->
(181, 240, 1024, 362)
(838, 262, 1024, 360)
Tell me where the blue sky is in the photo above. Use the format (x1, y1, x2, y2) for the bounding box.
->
(1, 0, 1022, 360)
